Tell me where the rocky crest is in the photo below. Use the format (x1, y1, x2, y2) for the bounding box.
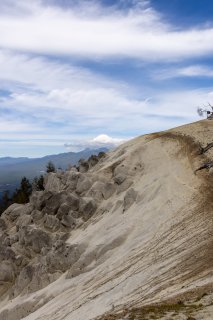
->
(1, 120, 213, 320)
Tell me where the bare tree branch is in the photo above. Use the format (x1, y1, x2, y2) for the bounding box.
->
(195, 161, 213, 173)
(199, 142, 213, 154)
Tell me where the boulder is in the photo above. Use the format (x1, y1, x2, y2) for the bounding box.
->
(66, 171, 79, 191)
(117, 179, 133, 194)
(0, 218, 7, 231)
(114, 173, 126, 185)
(102, 182, 117, 200)
(56, 203, 70, 220)
(61, 213, 76, 228)
(42, 193, 67, 215)
(44, 215, 60, 231)
(2, 204, 24, 222)
(78, 159, 89, 173)
(31, 209, 44, 222)
(76, 175, 92, 194)
(88, 155, 99, 167)
(123, 188, 138, 211)
(14, 264, 34, 296)
(30, 191, 52, 211)
(87, 181, 105, 201)
(19, 226, 51, 253)
(46, 244, 81, 272)
(66, 194, 80, 211)
(0, 261, 15, 283)
(16, 214, 33, 228)
(44, 173, 65, 193)
(79, 197, 97, 220)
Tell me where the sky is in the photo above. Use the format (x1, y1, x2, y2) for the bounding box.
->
(1, 0, 213, 157)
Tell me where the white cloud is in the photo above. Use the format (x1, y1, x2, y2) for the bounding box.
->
(65, 134, 126, 151)
(153, 65, 213, 79)
(0, 0, 213, 61)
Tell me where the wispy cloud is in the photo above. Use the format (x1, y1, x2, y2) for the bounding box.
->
(0, 0, 212, 157)
(0, 0, 213, 61)
(153, 65, 213, 80)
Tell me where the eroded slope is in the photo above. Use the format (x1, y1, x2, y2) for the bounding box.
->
(0, 120, 213, 320)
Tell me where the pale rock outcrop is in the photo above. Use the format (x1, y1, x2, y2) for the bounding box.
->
(79, 197, 97, 220)
(44, 215, 60, 231)
(76, 174, 92, 194)
(0, 260, 15, 283)
(30, 191, 52, 211)
(61, 213, 76, 228)
(123, 188, 138, 211)
(44, 172, 64, 193)
(18, 226, 51, 254)
(78, 159, 89, 173)
(87, 181, 105, 201)
(102, 182, 117, 200)
(2, 203, 25, 222)
(42, 192, 67, 215)
(66, 171, 79, 191)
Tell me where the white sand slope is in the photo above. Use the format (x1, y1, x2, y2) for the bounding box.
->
(1, 120, 213, 320)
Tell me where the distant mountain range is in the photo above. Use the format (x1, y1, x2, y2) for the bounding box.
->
(0, 148, 107, 200)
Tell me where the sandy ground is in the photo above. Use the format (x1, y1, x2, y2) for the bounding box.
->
(1, 120, 213, 320)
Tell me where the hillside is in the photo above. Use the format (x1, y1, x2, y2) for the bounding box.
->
(0, 120, 213, 320)
(0, 148, 107, 185)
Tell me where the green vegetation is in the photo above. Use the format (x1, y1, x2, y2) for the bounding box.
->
(12, 177, 32, 204)
(46, 161, 56, 173)
(0, 161, 51, 214)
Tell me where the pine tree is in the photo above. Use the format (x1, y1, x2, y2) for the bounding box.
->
(46, 161, 56, 173)
(13, 177, 32, 204)
(32, 175, 44, 191)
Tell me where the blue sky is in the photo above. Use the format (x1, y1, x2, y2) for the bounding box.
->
(0, 0, 213, 157)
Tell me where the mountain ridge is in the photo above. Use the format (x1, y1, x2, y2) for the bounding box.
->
(0, 120, 213, 320)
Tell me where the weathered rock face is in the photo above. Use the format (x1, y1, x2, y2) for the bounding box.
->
(0, 152, 114, 305)
(4, 123, 213, 320)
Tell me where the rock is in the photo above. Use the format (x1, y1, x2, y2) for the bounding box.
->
(117, 179, 133, 194)
(123, 188, 138, 211)
(76, 175, 92, 194)
(14, 264, 34, 296)
(17, 214, 33, 228)
(113, 164, 131, 186)
(0, 218, 7, 231)
(88, 155, 99, 167)
(44, 215, 60, 231)
(2, 204, 24, 222)
(42, 193, 67, 215)
(19, 226, 51, 253)
(61, 213, 76, 228)
(78, 159, 89, 173)
(79, 197, 97, 220)
(88, 181, 105, 201)
(44, 173, 65, 193)
(66, 194, 80, 211)
(56, 203, 70, 220)
(30, 191, 52, 211)
(102, 183, 117, 200)
(114, 173, 126, 185)
(0, 261, 15, 282)
(15, 255, 24, 267)
(10, 234, 19, 245)
(31, 209, 44, 222)
(46, 244, 81, 272)
(66, 171, 79, 191)
(21, 203, 34, 215)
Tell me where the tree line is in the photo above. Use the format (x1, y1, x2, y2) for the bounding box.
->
(0, 161, 56, 215)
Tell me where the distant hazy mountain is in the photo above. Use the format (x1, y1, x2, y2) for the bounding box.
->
(0, 157, 30, 166)
(0, 148, 107, 199)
